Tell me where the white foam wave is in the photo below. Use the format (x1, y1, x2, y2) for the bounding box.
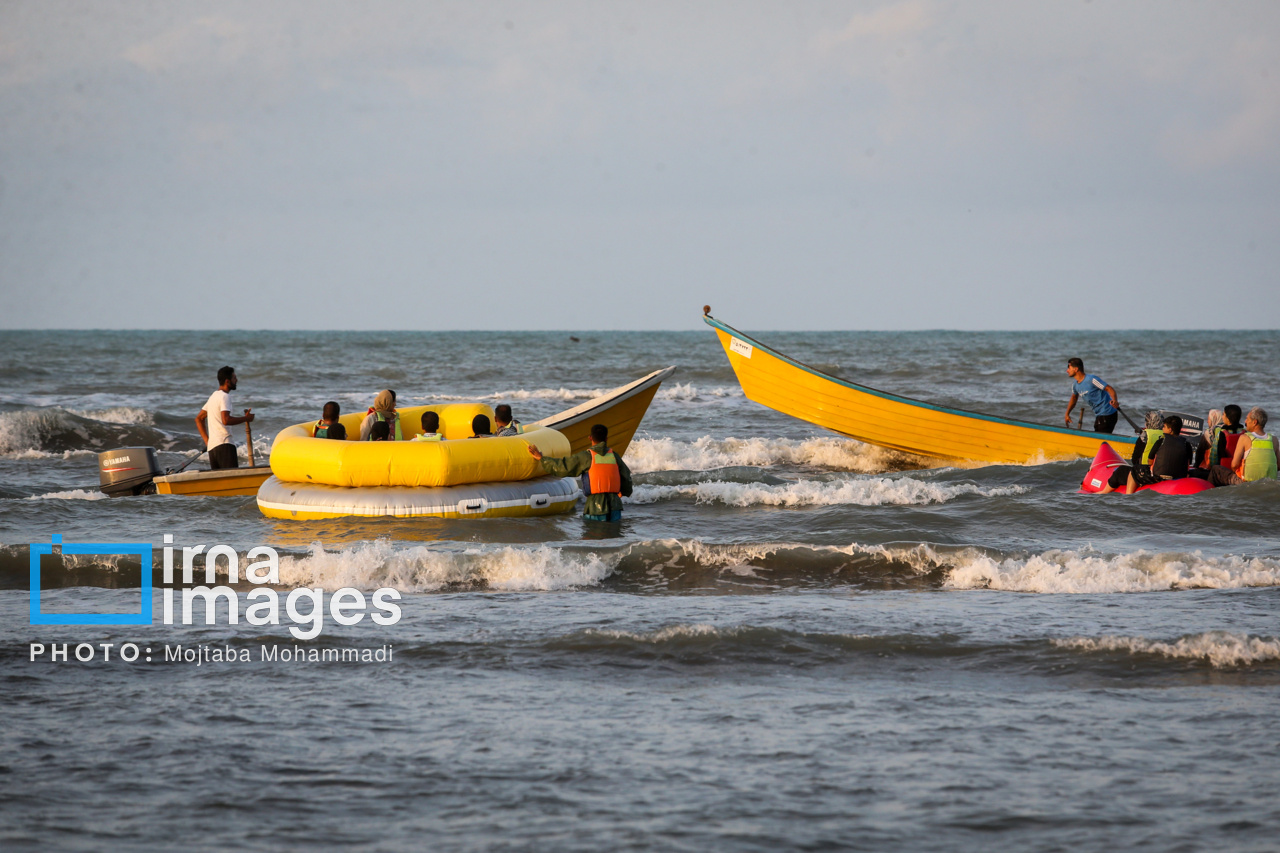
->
(1054, 632, 1280, 667)
(937, 547, 1280, 593)
(69, 407, 154, 425)
(24, 489, 108, 501)
(277, 540, 613, 593)
(582, 624, 722, 642)
(626, 435, 929, 475)
(630, 477, 1025, 507)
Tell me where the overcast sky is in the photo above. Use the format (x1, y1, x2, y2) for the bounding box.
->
(2, 1, 1278, 330)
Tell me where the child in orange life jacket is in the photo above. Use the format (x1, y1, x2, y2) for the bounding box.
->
(527, 423, 633, 522)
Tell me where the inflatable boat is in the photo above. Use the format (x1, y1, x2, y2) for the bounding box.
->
(258, 403, 581, 520)
(1079, 443, 1214, 496)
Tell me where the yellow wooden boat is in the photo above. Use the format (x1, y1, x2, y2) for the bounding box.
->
(705, 312, 1135, 464)
(530, 366, 676, 454)
(153, 465, 273, 496)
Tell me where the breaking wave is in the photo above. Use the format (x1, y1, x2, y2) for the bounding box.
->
(0, 407, 178, 457)
(935, 547, 1280, 593)
(23, 489, 108, 501)
(1055, 632, 1280, 668)
(627, 435, 932, 474)
(629, 477, 1025, 507)
(277, 540, 613, 593)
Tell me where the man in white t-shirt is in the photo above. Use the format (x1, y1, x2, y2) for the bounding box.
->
(194, 366, 255, 470)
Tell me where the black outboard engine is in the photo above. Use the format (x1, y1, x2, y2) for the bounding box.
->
(1160, 411, 1205, 439)
(98, 447, 161, 497)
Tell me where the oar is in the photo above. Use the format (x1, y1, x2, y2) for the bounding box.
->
(1114, 405, 1140, 433)
(244, 410, 256, 467)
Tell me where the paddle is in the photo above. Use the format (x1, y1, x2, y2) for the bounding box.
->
(1114, 405, 1140, 433)
(244, 410, 256, 467)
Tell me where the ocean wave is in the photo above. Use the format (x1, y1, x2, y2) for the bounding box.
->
(406, 383, 738, 405)
(629, 477, 1025, 507)
(936, 547, 1280, 593)
(277, 540, 612, 593)
(23, 489, 108, 501)
(1054, 632, 1280, 668)
(67, 407, 154, 425)
(0, 407, 176, 458)
(626, 435, 932, 474)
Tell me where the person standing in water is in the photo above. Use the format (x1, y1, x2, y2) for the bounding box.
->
(527, 424, 632, 522)
(1064, 357, 1120, 434)
(194, 366, 254, 470)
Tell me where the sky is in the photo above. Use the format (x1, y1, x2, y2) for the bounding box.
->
(1, 0, 1278, 330)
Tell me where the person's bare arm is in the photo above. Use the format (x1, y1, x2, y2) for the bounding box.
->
(195, 409, 209, 445)
(220, 408, 254, 426)
(1105, 385, 1118, 408)
(1230, 434, 1251, 470)
(1065, 391, 1079, 425)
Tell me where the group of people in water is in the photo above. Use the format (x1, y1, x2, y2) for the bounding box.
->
(308, 388, 633, 521)
(1061, 356, 1277, 492)
(1096, 404, 1276, 493)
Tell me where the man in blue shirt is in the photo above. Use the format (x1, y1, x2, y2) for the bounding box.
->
(1065, 357, 1120, 434)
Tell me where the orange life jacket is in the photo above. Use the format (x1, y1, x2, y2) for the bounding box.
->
(584, 448, 621, 495)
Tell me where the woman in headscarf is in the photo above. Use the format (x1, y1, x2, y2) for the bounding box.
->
(359, 389, 402, 441)
(1191, 409, 1224, 473)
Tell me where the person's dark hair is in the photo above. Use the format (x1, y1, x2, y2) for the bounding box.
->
(590, 423, 608, 443)
(217, 366, 235, 384)
(1163, 415, 1183, 435)
(388, 390, 397, 403)
(371, 421, 391, 441)
(472, 414, 492, 436)
(1224, 404, 1242, 425)
(494, 404, 513, 425)
(1067, 357, 1084, 372)
(421, 411, 440, 433)
(322, 401, 340, 421)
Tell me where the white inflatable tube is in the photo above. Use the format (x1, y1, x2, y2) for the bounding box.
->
(257, 475, 581, 520)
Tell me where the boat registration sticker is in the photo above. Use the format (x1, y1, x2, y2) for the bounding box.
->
(730, 337, 753, 359)
(1091, 479, 1102, 488)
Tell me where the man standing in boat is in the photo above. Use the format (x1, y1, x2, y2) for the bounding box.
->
(195, 366, 254, 470)
(1064, 358, 1120, 434)
(527, 424, 632, 522)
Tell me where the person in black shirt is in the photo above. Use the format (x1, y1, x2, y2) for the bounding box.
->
(1126, 415, 1191, 493)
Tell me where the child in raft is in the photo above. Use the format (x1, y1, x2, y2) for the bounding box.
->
(313, 401, 346, 440)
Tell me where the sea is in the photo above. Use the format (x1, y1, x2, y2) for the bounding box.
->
(2, 328, 1278, 852)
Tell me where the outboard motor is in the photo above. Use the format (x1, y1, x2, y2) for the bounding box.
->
(98, 447, 161, 497)
(1160, 411, 1205, 439)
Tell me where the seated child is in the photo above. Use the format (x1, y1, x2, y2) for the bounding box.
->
(412, 411, 443, 441)
(314, 401, 346, 440)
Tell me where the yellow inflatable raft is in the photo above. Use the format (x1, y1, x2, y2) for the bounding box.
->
(268, 404, 572, 488)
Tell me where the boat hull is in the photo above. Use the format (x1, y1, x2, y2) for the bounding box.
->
(706, 316, 1135, 465)
(153, 466, 273, 496)
(532, 366, 675, 455)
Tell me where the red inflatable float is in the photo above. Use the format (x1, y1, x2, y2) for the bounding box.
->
(1079, 442, 1215, 495)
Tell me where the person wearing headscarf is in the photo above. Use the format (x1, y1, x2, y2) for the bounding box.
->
(1191, 409, 1224, 473)
(1099, 410, 1165, 493)
(359, 389, 402, 441)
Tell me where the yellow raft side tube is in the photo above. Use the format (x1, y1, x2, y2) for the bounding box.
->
(269, 404, 572, 488)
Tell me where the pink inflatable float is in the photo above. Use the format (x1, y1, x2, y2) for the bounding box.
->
(1079, 442, 1215, 495)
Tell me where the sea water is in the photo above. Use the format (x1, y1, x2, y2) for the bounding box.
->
(2, 329, 1278, 851)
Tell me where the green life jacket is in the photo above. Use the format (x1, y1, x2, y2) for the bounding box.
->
(368, 411, 402, 441)
(1240, 433, 1278, 481)
(1140, 428, 1163, 465)
(314, 421, 333, 439)
(412, 432, 443, 442)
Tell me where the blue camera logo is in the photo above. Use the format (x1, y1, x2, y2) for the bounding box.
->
(30, 535, 153, 626)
